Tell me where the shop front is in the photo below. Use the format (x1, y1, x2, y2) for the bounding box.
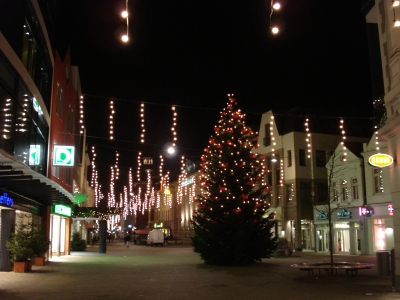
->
(50, 204, 72, 257)
(314, 206, 362, 255)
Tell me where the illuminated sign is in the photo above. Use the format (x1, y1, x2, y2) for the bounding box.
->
(0, 192, 14, 207)
(53, 146, 75, 166)
(359, 207, 373, 216)
(369, 154, 393, 168)
(388, 204, 394, 216)
(155, 222, 163, 228)
(337, 208, 351, 219)
(29, 145, 41, 165)
(52, 204, 72, 217)
(181, 176, 194, 187)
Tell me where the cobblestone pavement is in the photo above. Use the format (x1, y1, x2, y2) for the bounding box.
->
(0, 240, 398, 300)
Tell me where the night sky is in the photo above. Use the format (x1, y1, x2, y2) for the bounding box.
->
(59, 0, 375, 191)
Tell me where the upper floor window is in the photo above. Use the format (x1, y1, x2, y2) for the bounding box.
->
(287, 150, 292, 167)
(352, 178, 359, 200)
(316, 150, 326, 167)
(373, 168, 384, 194)
(263, 124, 271, 146)
(56, 84, 63, 118)
(332, 182, 338, 202)
(299, 149, 306, 166)
(68, 105, 74, 133)
(341, 180, 348, 202)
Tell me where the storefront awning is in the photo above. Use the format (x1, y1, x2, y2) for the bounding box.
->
(0, 149, 75, 206)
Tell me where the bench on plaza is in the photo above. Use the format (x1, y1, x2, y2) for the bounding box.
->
(291, 262, 374, 277)
(165, 239, 182, 245)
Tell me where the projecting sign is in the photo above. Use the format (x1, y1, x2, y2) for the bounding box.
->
(359, 207, 373, 216)
(368, 154, 393, 168)
(53, 146, 75, 166)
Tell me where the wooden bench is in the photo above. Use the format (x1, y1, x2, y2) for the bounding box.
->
(291, 262, 373, 277)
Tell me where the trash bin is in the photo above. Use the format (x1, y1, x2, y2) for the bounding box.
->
(376, 251, 390, 276)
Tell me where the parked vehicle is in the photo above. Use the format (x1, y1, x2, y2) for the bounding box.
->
(147, 229, 164, 246)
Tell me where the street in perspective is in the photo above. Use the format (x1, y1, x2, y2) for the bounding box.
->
(0, 241, 398, 300)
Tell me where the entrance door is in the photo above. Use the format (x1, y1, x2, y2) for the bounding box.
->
(336, 229, 350, 252)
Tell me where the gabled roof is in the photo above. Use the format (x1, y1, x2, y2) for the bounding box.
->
(272, 107, 374, 138)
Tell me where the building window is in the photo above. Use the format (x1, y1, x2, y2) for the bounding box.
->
(68, 105, 74, 133)
(299, 149, 306, 166)
(287, 150, 292, 167)
(352, 178, 359, 200)
(56, 84, 63, 118)
(263, 124, 271, 146)
(66, 167, 71, 186)
(332, 182, 338, 202)
(341, 180, 348, 202)
(316, 150, 326, 167)
(373, 168, 384, 194)
(286, 184, 294, 201)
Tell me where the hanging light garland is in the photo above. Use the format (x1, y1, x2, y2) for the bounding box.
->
(115, 151, 119, 180)
(270, 116, 276, 161)
(172, 106, 177, 147)
(140, 103, 145, 143)
(305, 118, 311, 159)
(137, 152, 142, 182)
(121, 0, 129, 42)
(109, 100, 114, 140)
(375, 125, 380, 152)
(340, 119, 347, 161)
(270, 0, 282, 34)
(79, 95, 84, 135)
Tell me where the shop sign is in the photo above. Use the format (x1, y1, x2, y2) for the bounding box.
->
(368, 153, 393, 168)
(53, 146, 75, 166)
(388, 204, 394, 216)
(29, 145, 41, 165)
(316, 210, 328, 220)
(0, 192, 14, 207)
(359, 207, 374, 216)
(52, 204, 72, 217)
(337, 208, 351, 219)
(155, 222, 163, 228)
(181, 176, 194, 187)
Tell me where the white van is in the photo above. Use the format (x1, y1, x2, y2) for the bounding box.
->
(146, 229, 164, 246)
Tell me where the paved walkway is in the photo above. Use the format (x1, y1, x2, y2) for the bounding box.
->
(0, 240, 398, 300)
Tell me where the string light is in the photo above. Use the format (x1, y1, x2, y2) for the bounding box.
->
(340, 119, 347, 161)
(115, 151, 119, 180)
(305, 118, 311, 159)
(375, 126, 380, 152)
(140, 103, 145, 143)
(270, 0, 282, 34)
(172, 106, 177, 147)
(270, 116, 276, 161)
(79, 95, 84, 134)
(121, 0, 129, 42)
(137, 152, 142, 181)
(109, 100, 114, 140)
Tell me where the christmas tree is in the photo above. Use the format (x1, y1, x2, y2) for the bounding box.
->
(191, 94, 277, 265)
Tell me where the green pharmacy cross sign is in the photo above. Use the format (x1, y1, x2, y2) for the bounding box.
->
(53, 146, 75, 166)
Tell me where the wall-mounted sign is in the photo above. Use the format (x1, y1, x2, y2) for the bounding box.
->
(181, 176, 194, 187)
(0, 192, 14, 207)
(388, 204, 394, 216)
(53, 146, 75, 166)
(316, 210, 328, 220)
(29, 145, 41, 165)
(359, 206, 374, 216)
(52, 204, 72, 217)
(369, 153, 394, 168)
(337, 208, 351, 219)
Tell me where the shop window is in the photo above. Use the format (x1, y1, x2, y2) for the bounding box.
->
(373, 219, 386, 251)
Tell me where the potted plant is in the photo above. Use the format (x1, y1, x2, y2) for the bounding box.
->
(30, 225, 50, 266)
(6, 223, 34, 272)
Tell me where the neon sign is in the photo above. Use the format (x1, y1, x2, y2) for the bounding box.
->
(0, 192, 14, 207)
(388, 204, 394, 216)
(181, 176, 194, 187)
(359, 207, 373, 216)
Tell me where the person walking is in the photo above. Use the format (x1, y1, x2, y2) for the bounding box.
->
(124, 233, 131, 247)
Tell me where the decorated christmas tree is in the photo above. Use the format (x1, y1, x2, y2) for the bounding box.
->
(192, 94, 277, 265)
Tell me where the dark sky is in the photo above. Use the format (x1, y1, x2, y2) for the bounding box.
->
(61, 0, 375, 191)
